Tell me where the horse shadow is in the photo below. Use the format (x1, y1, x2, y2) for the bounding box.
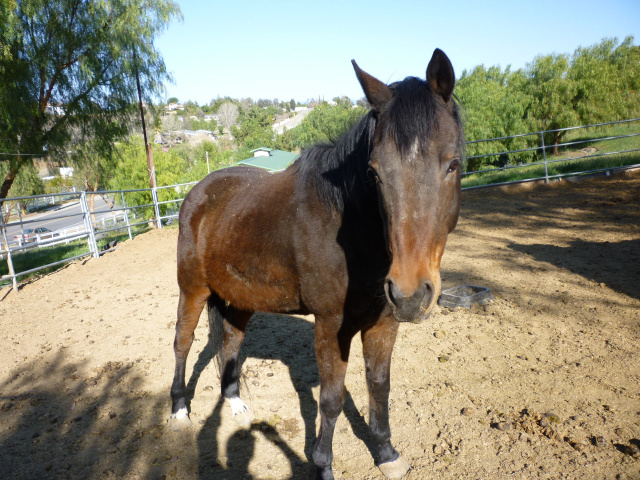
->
(187, 312, 375, 479)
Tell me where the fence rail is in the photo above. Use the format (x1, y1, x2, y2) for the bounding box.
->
(2, 118, 639, 293)
(462, 117, 640, 189)
(0, 182, 198, 292)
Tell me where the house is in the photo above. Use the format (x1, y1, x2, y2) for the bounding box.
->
(165, 103, 184, 112)
(236, 147, 299, 172)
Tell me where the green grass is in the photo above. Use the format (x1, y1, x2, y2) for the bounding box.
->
(1, 225, 152, 287)
(462, 122, 640, 188)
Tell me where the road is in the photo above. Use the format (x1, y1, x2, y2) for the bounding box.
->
(2, 197, 114, 247)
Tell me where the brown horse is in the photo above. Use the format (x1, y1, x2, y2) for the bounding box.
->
(171, 49, 463, 480)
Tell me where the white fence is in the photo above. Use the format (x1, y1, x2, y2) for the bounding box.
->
(1, 118, 639, 294)
(0, 183, 196, 292)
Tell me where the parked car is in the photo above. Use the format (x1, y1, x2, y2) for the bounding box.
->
(13, 227, 55, 243)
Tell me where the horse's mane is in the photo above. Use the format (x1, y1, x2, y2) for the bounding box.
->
(295, 76, 464, 213)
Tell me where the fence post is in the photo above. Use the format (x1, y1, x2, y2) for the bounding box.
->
(0, 205, 18, 292)
(80, 192, 99, 258)
(121, 192, 133, 240)
(540, 131, 549, 184)
(152, 187, 163, 229)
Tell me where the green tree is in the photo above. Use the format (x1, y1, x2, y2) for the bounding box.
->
(456, 65, 531, 170)
(167, 96, 179, 104)
(232, 105, 274, 147)
(569, 36, 640, 124)
(110, 139, 186, 220)
(284, 102, 367, 150)
(0, 0, 182, 199)
(521, 54, 578, 154)
(0, 160, 44, 220)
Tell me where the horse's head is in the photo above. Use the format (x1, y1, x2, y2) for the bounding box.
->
(353, 49, 463, 323)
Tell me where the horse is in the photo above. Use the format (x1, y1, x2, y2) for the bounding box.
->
(170, 48, 464, 480)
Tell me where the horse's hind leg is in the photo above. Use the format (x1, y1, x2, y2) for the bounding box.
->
(361, 315, 410, 479)
(170, 286, 209, 427)
(212, 300, 254, 427)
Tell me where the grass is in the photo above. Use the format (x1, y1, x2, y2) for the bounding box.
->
(1, 225, 152, 287)
(462, 122, 640, 188)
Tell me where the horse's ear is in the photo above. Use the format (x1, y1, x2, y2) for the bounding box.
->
(352, 60, 392, 112)
(426, 48, 455, 102)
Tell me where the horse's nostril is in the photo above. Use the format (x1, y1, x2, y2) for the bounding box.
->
(385, 280, 406, 307)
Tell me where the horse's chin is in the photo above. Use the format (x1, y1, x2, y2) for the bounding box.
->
(391, 300, 435, 323)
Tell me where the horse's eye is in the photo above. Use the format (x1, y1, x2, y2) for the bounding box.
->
(368, 167, 381, 183)
(447, 159, 460, 174)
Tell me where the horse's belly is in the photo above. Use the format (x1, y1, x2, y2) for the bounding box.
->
(210, 259, 302, 313)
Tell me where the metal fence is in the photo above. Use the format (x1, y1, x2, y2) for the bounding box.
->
(462, 118, 640, 189)
(1, 118, 639, 293)
(0, 182, 197, 292)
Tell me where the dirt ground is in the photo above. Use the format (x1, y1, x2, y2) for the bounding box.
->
(1, 171, 639, 480)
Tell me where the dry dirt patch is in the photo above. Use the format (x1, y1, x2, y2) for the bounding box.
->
(1, 172, 639, 480)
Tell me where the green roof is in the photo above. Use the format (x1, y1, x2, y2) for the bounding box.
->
(237, 148, 299, 172)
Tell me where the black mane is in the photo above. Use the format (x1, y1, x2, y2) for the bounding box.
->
(295, 76, 463, 213)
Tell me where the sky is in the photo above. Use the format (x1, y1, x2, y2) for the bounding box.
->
(155, 0, 640, 106)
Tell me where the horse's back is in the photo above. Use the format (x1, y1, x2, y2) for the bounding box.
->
(178, 166, 304, 312)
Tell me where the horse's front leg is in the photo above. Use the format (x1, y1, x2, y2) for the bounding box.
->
(170, 287, 209, 428)
(361, 314, 410, 479)
(312, 315, 355, 480)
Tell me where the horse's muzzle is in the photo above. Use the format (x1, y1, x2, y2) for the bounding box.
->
(385, 279, 435, 323)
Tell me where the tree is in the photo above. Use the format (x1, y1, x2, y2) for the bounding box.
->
(283, 102, 366, 150)
(569, 36, 640, 125)
(0, 0, 182, 199)
(167, 96, 179, 104)
(289, 99, 296, 112)
(0, 161, 44, 222)
(456, 65, 531, 170)
(110, 139, 186, 221)
(217, 102, 239, 135)
(521, 54, 578, 154)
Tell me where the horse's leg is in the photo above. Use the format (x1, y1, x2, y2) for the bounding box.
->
(170, 287, 209, 428)
(218, 306, 254, 427)
(312, 315, 355, 480)
(361, 315, 410, 479)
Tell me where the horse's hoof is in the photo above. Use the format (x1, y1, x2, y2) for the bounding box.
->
(232, 409, 254, 427)
(168, 409, 192, 431)
(228, 397, 254, 427)
(379, 456, 410, 479)
(315, 465, 334, 480)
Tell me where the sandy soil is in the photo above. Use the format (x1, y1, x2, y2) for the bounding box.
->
(1, 171, 639, 480)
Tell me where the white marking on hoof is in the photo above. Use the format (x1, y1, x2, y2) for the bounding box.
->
(171, 407, 189, 419)
(379, 456, 411, 479)
(227, 397, 254, 427)
(168, 408, 192, 431)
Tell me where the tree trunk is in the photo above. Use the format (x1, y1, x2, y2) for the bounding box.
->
(0, 160, 22, 200)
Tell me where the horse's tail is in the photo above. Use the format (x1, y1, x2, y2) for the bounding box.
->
(207, 293, 226, 370)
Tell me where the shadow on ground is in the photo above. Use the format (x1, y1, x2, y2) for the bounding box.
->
(191, 312, 376, 479)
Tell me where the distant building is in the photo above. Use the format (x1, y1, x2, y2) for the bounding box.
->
(60, 167, 74, 178)
(236, 147, 299, 172)
(165, 103, 184, 112)
(45, 103, 65, 116)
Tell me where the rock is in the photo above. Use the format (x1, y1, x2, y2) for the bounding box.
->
(461, 407, 475, 416)
(496, 422, 511, 431)
(618, 444, 639, 456)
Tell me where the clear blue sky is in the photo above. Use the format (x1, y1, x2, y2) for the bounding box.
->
(155, 0, 640, 105)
